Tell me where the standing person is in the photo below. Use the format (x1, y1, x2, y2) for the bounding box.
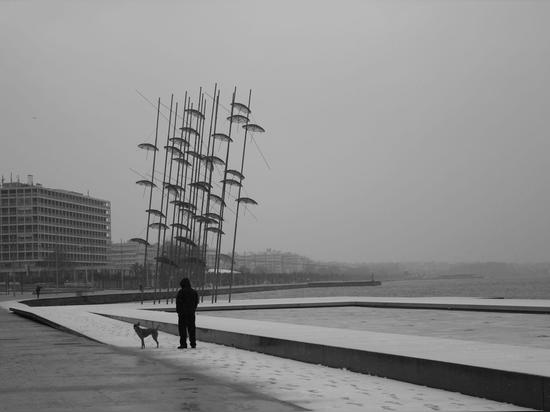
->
(35, 285, 41, 299)
(176, 277, 199, 349)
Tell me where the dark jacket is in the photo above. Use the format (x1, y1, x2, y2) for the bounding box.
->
(176, 279, 198, 316)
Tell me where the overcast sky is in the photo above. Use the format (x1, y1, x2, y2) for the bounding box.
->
(1, 0, 549, 263)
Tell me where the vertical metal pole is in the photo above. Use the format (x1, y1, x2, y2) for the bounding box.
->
(193, 92, 209, 288)
(55, 250, 59, 290)
(212, 87, 237, 303)
(164, 102, 179, 304)
(162, 101, 179, 304)
(170, 91, 189, 304)
(154, 94, 174, 304)
(184, 101, 200, 279)
(186, 91, 206, 283)
(144, 98, 161, 293)
(228, 90, 252, 303)
(180, 96, 194, 274)
(200, 86, 219, 302)
(120, 239, 123, 289)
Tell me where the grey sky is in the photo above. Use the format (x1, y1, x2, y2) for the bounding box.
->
(1, 1, 549, 263)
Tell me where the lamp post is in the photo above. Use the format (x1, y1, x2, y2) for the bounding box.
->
(120, 239, 124, 290)
(53, 249, 59, 290)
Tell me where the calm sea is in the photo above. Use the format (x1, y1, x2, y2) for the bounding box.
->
(237, 272, 550, 300)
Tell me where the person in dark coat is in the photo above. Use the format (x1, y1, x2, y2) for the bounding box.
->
(176, 277, 199, 349)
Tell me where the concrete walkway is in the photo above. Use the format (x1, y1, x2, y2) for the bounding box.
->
(0, 308, 304, 412)
(2, 295, 543, 411)
(91, 305, 548, 409)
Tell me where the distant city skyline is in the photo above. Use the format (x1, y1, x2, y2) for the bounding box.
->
(2, 1, 549, 263)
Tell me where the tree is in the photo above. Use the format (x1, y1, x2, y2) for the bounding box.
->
(130, 263, 145, 287)
(37, 248, 73, 286)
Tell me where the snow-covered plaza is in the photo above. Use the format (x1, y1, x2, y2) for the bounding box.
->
(2, 295, 548, 411)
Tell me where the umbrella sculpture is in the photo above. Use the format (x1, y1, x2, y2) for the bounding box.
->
(131, 85, 265, 304)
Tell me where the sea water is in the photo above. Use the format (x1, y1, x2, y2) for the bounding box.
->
(236, 272, 550, 300)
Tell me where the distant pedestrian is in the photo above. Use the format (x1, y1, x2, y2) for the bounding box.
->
(176, 278, 199, 349)
(35, 285, 41, 299)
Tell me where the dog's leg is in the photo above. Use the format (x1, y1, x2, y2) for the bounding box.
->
(152, 330, 159, 348)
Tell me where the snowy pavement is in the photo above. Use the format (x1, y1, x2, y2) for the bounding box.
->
(93, 296, 550, 376)
(204, 305, 550, 349)
(2, 298, 536, 411)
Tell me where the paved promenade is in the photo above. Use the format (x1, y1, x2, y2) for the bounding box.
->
(0, 307, 303, 412)
(1, 294, 541, 411)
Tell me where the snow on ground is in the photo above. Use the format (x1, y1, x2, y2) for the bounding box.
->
(204, 305, 550, 349)
(86, 298, 550, 376)
(2, 299, 534, 412)
(211, 295, 550, 308)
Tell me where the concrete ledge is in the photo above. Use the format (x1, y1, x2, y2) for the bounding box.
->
(101, 313, 547, 411)
(21, 292, 550, 315)
(21, 291, 174, 307)
(346, 301, 550, 314)
(9, 307, 103, 344)
(19, 280, 381, 307)
(153, 300, 550, 315)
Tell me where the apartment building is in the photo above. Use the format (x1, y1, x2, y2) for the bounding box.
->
(235, 249, 313, 274)
(0, 176, 111, 278)
(108, 240, 157, 274)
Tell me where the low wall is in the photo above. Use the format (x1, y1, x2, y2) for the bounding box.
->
(10, 307, 104, 344)
(22, 291, 173, 307)
(20, 280, 381, 307)
(103, 313, 549, 411)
